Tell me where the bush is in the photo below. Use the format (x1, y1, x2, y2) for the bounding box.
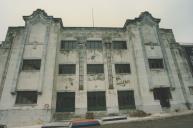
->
(129, 110, 151, 117)
(86, 112, 95, 119)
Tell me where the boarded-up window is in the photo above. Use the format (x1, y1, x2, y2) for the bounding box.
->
(148, 59, 164, 69)
(87, 92, 106, 111)
(118, 90, 136, 109)
(115, 64, 131, 74)
(22, 59, 41, 70)
(61, 40, 77, 50)
(113, 41, 127, 49)
(59, 64, 76, 74)
(87, 64, 104, 74)
(86, 41, 102, 49)
(15, 91, 38, 104)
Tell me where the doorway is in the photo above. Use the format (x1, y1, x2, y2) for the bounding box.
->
(56, 92, 75, 112)
(153, 87, 171, 108)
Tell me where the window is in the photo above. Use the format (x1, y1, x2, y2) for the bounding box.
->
(113, 41, 127, 49)
(148, 59, 164, 69)
(87, 92, 106, 111)
(115, 64, 131, 74)
(15, 91, 38, 104)
(61, 40, 77, 50)
(86, 41, 102, 49)
(22, 59, 41, 70)
(118, 91, 136, 109)
(87, 64, 104, 74)
(59, 64, 76, 74)
(189, 86, 193, 95)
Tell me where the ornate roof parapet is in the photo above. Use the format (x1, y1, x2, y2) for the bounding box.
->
(124, 11, 161, 27)
(23, 9, 63, 26)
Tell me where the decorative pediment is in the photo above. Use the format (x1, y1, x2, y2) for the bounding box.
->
(23, 9, 53, 25)
(23, 9, 63, 27)
(139, 11, 160, 25)
(124, 11, 160, 27)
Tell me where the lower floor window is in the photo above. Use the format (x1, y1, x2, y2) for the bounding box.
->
(15, 91, 38, 104)
(87, 91, 106, 111)
(118, 90, 136, 109)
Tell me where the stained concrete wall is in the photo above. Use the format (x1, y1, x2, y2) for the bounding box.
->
(0, 9, 192, 127)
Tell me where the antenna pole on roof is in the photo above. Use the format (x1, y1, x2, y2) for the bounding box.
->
(92, 8, 95, 27)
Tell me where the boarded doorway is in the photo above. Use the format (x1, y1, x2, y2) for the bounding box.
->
(56, 92, 75, 112)
(153, 87, 172, 108)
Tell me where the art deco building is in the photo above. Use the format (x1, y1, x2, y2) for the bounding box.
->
(0, 9, 192, 126)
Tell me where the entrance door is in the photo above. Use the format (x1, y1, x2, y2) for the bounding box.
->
(56, 92, 75, 112)
(153, 88, 171, 108)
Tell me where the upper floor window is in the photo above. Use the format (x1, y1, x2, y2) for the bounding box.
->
(22, 59, 41, 71)
(61, 40, 77, 50)
(59, 64, 76, 74)
(15, 91, 38, 104)
(87, 64, 104, 74)
(115, 64, 131, 74)
(86, 41, 102, 49)
(113, 41, 127, 49)
(148, 59, 164, 69)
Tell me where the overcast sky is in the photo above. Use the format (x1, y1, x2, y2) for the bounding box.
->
(0, 0, 193, 43)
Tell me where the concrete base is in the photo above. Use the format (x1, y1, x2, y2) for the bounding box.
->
(0, 109, 51, 127)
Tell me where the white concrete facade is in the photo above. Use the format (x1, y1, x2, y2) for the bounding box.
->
(0, 9, 193, 127)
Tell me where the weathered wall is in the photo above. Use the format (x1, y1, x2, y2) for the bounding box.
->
(0, 9, 193, 127)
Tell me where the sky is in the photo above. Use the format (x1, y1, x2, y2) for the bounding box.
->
(0, 0, 193, 43)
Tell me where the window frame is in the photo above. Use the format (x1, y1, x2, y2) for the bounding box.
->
(15, 91, 38, 105)
(87, 64, 104, 74)
(148, 59, 164, 69)
(86, 40, 102, 49)
(112, 41, 127, 49)
(22, 59, 41, 71)
(115, 64, 131, 74)
(60, 40, 77, 50)
(59, 64, 76, 74)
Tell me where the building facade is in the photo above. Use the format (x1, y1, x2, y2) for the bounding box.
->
(0, 9, 193, 126)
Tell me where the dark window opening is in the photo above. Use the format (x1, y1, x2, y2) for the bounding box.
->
(87, 64, 104, 74)
(153, 88, 172, 100)
(115, 64, 131, 74)
(87, 92, 106, 111)
(22, 59, 41, 70)
(59, 64, 76, 74)
(15, 91, 38, 104)
(148, 59, 164, 69)
(153, 87, 171, 108)
(113, 41, 127, 49)
(118, 90, 136, 109)
(56, 92, 75, 112)
(61, 40, 77, 50)
(86, 41, 102, 49)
